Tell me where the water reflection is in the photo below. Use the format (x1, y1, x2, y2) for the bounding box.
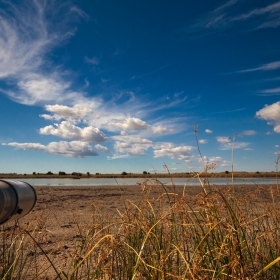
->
(5, 177, 277, 186)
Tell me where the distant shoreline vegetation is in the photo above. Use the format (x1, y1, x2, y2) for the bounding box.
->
(0, 171, 278, 179)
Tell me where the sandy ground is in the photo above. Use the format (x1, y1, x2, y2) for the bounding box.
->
(2, 182, 280, 278)
(19, 183, 280, 241)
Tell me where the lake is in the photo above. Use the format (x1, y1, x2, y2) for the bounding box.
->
(4, 177, 278, 186)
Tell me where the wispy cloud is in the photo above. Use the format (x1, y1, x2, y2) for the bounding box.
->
(0, 0, 86, 105)
(257, 87, 280, 96)
(111, 135, 153, 144)
(219, 142, 250, 150)
(188, 0, 238, 31)
(232, 1, 280, 28)
(3, 141, 98, 157)
(199, 139, 208, 144)
(213, 108, 245, 114)
(8, 73, 78, 105)
(216, 136, 249, 150)
(188, 1, 280, 33)
(130, 64, 169, 80)
(238, 61, 280, 73)
(242, 130, 256, 136)
(145, 94, 190, 113)
(0, 1, 48, 79)
(85, 56, 100, 65)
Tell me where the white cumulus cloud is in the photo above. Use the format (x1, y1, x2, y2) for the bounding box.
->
(205, 129, 213, 134)
(108, 117, 150, 131)
(39, 121, 108, 142)
(40, 114, 62, 121)
(114, 142, 150, 156)
(4, 141, 97, 158)
(111, 135, 153, 157)
(95, 144, 110, 153)
(217, 137, 231, 144)
(202, 156, 231, 167)
(154, 145, 194, 161)
(152, 125, 173, 134)
(256, 102, 280, 133)
(43, 104, 93, 120)
(256, 102, 280, 121)
(274, 124, 280, 133)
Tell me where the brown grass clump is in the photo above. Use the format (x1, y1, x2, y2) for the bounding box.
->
(1, 178, 280, 279)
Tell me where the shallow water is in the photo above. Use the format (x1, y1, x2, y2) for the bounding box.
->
(4, 177, 278, 186)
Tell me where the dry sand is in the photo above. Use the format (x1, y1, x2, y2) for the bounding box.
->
(2, 183, 280, 278)
(19, 183, 280, 241)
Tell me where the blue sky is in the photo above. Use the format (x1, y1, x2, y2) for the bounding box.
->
(0, 0, 280, 174)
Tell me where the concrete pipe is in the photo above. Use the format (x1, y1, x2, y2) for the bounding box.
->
(0, 179, 37, 225)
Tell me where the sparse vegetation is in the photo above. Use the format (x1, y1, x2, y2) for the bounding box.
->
(0, 171, 278, 179)
(71, 172, 82, 177)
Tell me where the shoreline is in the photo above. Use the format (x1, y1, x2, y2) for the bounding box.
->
(0, 172, 278, 179)
(33, 183, 279, 188)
